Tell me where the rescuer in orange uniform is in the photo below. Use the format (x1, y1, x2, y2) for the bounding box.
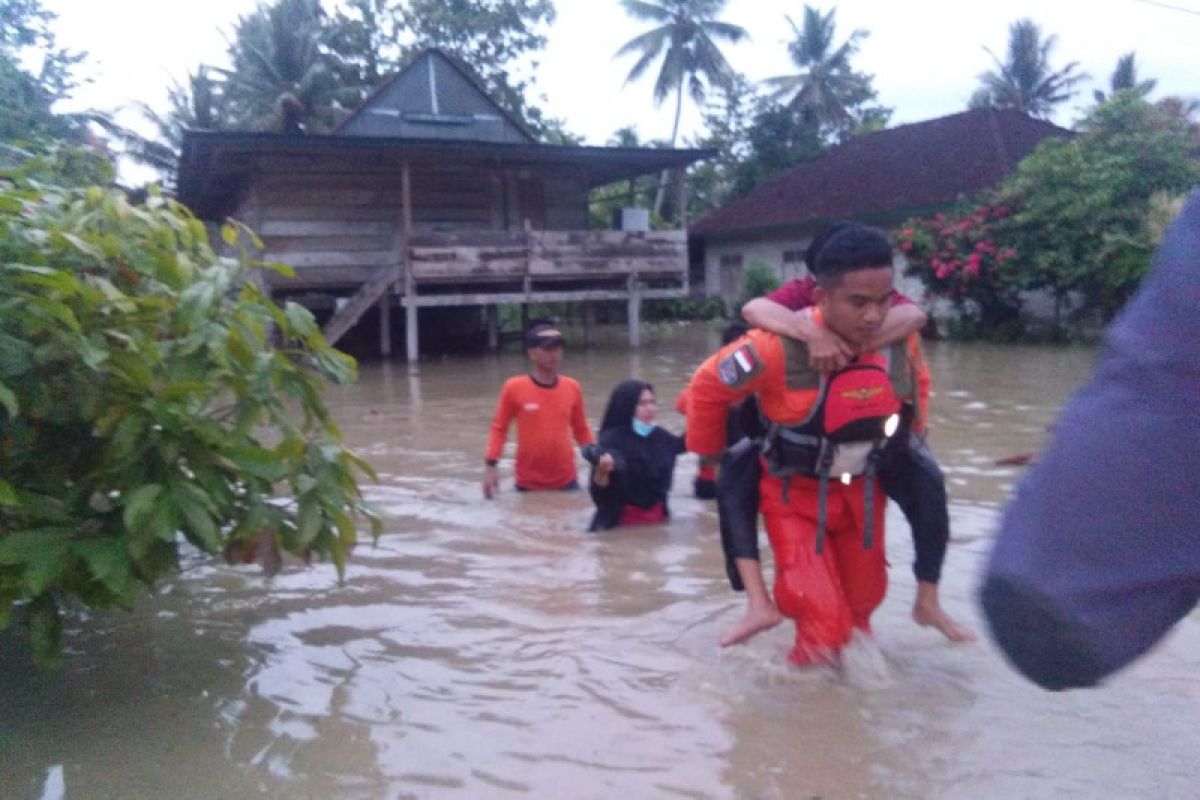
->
(686, 225, 930, 665)
(484, 321, 595, 497)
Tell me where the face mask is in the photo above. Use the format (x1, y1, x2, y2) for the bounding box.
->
(632, 418, 657, 437)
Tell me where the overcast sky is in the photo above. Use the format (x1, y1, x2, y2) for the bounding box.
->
(48, 0, 1199, 152)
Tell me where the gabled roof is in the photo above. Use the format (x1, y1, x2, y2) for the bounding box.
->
(692, 108, 1071, 238)
(334, 49, 536, 143)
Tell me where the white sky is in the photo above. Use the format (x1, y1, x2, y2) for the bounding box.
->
(46, 0, 1200, 155)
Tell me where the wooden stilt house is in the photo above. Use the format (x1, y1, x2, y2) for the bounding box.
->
(176, 49, 711, 362)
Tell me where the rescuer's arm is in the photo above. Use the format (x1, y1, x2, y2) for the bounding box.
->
(685, 332, 778, 457)
(569, 382, 596, 448)
(483, 384, 515, 499)
(742, 298, 852, 373)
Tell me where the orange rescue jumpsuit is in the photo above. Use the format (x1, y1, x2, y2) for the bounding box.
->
(687, 329, 929, 664)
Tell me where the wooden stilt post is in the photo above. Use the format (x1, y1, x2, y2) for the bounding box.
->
(401, 161, 418, 372)
(627, 273, 641, 348)
(486, 305, 499, 350)
(677, 167, 690, 295)
(583, 302, 596, 348)
(379, 295, 391, 356)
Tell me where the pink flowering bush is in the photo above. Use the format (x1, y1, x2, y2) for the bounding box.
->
(895, 200, 1027, 336)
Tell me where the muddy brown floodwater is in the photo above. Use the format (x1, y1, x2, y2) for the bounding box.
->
(2, 323, 1197, 799)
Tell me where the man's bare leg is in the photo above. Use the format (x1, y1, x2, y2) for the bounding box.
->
(720, 558, 784, 647)
(912, 581, 977, 643)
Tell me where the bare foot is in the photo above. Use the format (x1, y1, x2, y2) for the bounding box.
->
(913, 600, 977, 643)
(720, 604, 784, 647)
(913, 581, 976, 643)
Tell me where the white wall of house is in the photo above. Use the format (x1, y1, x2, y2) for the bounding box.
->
(703, 234, 1068, 332)
(703, 235, 812, 306)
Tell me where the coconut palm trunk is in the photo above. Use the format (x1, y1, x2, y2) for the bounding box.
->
(653, 80, 686, 217)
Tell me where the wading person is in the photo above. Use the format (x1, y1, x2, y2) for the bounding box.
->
(687, 225, 930, 666)
(717, 223, 974, 648)
(583, 379, 686, 531)
(483, 321, 595, 497)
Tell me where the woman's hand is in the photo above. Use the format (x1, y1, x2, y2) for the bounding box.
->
(593, 453, 615, 487)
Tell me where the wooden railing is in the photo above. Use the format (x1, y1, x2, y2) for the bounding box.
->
(263, 228, 687, 289)
(409, 229, 687, 283)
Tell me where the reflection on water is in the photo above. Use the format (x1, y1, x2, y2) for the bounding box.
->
(2, 325, 1197, 799)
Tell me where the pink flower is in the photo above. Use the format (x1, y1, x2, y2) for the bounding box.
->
(965, 253, 982, 277)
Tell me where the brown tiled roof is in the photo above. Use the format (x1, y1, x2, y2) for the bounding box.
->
(692, 108, 1070, 237)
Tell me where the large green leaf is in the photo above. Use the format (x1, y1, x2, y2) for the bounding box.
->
(121, 484, 162, 534)
(0, 381, 18, 417)
(72, 538, 133, 598)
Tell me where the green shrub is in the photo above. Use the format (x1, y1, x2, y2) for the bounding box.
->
(0, 161, 379, 663)
(740, 259, 780, 303)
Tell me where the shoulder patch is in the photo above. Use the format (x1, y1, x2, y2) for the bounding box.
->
(717, 343, 764, 387)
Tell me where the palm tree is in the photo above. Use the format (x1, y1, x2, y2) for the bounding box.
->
(615, 0, 747, 215)
(974, 19, 1085, 119)
(762, 6, 873, 133)
(1093, 52, 1156, 103)
(115, 67, 227, 180)
(221, 0, 355, 133)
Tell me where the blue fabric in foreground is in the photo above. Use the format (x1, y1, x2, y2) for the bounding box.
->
(981, 189, 1200, 690)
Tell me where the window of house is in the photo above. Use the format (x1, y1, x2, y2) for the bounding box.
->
(719, 254, 743, 269)
(782, 249, 805, 264)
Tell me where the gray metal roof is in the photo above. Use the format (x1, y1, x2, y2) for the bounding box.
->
(176, 131, 713, 219)
(335, 50, 535, 143)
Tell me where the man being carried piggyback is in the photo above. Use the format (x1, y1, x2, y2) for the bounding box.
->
(722, 222, 975, 647)
(687, 224, 941, 666)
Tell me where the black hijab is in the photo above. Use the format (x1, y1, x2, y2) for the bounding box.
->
(599, 379, 653, 434)
(588, 379, 684, 530)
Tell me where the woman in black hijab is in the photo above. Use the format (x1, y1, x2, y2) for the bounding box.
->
(583, 379, 686, 531)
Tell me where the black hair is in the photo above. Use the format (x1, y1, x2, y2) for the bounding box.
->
(599, 379, 653, 433)
(814, 224, 893, 287)
(804, 220, 855, 275)
(721, 322, 749, 345)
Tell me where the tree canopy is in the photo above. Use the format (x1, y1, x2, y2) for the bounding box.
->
(762, 6, 890, 141)
(972, 19, 1086, 119)
(616, 0, 746, 214)
(220, 0, 358, 134)
(0, 0, 86, 143)
(1093, 52, 1157, 104)
(899, 94, 1200, 338)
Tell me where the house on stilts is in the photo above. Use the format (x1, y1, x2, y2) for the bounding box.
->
(176, 49, 711, 364)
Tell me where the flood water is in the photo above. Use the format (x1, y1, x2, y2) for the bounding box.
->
(2, 323, 1198, 799)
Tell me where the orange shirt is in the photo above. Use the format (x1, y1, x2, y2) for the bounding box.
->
(485, 375, 595, 490)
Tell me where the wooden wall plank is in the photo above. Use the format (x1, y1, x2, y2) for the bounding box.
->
(263, 250, 396, 269)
